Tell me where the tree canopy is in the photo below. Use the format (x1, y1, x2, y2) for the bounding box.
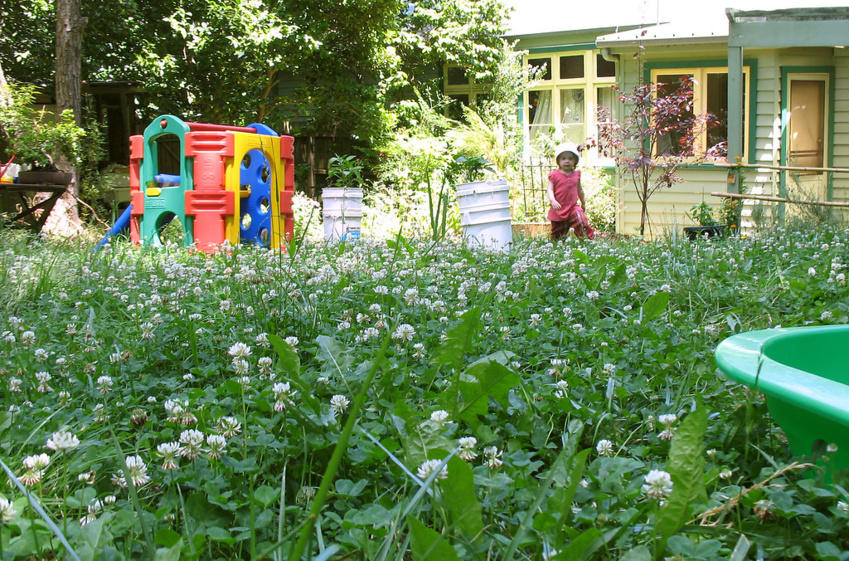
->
(0, 0, 511, 144)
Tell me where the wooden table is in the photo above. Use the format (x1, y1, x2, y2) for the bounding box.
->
(0, 183, 68, 233)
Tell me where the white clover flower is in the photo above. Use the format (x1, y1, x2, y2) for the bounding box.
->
(118, 455, 150, 487)
(719, 468, 734, 480)
(416, 459, 448, 481)
(392, 323, 416, 342)
(828, 443, 839, 454)
(483, 446, 503, 469)
(596, 439, 614, 457)
(140, 322, 155, 339)
(21, 331, 36, 346)
(79, 499, 102, 526)
(808, 267, 817, 277)
(586, 290, 600, 301)
(35, 371, 52, 393)
(430, 410, 449, 424)
(658, 414, 677, 428)
(272, 382, 298, 411)
(258, 356, 273, 374)
(97, 375, 113, 394)
(227, 342, 251, 359)
(179, 429, 205, 460)
(46, 431, 80, 452)
(458, 437, 478, 461)
(157, 442, 182, 470)
(642, 469, 673, 500)
(330, 394, 350, 414)
(218, 417, 241, 438)
(284, 336, 299, 348)
(0, 498, 16, 523)
(24, 453, 50, 471)
(206, 435, 227, 460)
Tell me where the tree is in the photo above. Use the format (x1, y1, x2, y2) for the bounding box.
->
(597, 69, 710, 236)
(52, 0, 86, 228)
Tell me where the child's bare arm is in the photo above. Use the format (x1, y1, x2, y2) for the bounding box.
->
(547, 181, 562, 210)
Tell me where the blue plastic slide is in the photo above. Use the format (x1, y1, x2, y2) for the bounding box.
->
(95, 204, 133, 251)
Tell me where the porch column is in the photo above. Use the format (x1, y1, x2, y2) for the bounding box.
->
(727, 43, 744, 194)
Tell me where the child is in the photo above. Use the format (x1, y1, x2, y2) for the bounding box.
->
(547, 142, 594, 240)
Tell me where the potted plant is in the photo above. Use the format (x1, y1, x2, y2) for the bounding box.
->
(450, 154, 513, 251)
(0, 82, 84, 185)
(321, 154, 366, 241)
(684, 201, 725, 240)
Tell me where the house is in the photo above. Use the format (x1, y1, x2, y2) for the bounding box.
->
(504, 1, 849, 236)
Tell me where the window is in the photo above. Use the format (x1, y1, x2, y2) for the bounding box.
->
(523, 50, 616, 161)
(444, 65, 489, 120)
(650, 66, 750, 161)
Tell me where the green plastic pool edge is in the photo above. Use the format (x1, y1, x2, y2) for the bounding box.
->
(716, 325, 849, 470)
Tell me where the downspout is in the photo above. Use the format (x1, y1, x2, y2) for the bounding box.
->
(599, 47, 621, 233)
(600, 48, 619, 64)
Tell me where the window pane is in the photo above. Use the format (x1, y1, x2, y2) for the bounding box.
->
(559, 55, 584, 79)
(560, 88, 585, 144)
(596, 54, 615, 77)
(560, 88, 584, 124)
(529, 58, 552, 81)
(529, 90, 552, 124)
(447, 94, 469, 121)
(473, 93, 490, 106)
(656, 74, 694, 156)
(789, 80, 825, 168)
(447, 67, 468, 86)
(597, 86, 616, 155)
(706, 73, 728, 156)
(528, 90, 553, 145)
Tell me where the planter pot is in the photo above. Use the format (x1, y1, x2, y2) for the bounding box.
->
(512, 222, 551, 239)
(322, 187, 363, 241)
(17, 170, 73, 186)
(684, 225, 725, 240)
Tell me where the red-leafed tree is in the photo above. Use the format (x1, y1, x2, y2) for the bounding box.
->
(597, 67, 715, 236)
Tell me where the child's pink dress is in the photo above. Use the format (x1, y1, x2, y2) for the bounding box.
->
(547, 169, 594, 239)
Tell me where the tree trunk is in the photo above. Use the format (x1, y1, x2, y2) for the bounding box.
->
(51, 0, 87, 234)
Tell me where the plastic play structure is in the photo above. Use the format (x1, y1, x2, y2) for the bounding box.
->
(97, 115, 294, 252)
(716, 325, 849, 471)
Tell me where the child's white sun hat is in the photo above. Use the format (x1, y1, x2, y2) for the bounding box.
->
(553, 142, 580, 162)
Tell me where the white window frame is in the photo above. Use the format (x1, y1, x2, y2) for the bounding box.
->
(522, 50, 616, 163)
(444, 65, 489, 116)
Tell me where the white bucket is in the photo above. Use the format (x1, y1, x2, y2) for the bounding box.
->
(456, 180, 513, 251)
(322, 187, 363, 241)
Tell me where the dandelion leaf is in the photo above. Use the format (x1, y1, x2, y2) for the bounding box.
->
(315, 335, 354, 374)
(551, 528, 602, 560)
(268, 334, 300, 379)
(152, 538, 183, 561)
(654, 407, 707, 545)
(431, 307, 483, 372)
(641, 291, 670, 322)
(406, 515, 461, 561)
(441, 456, 484, 538)
(618, 545, 652, 561)
(457, 359, 521, 425)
